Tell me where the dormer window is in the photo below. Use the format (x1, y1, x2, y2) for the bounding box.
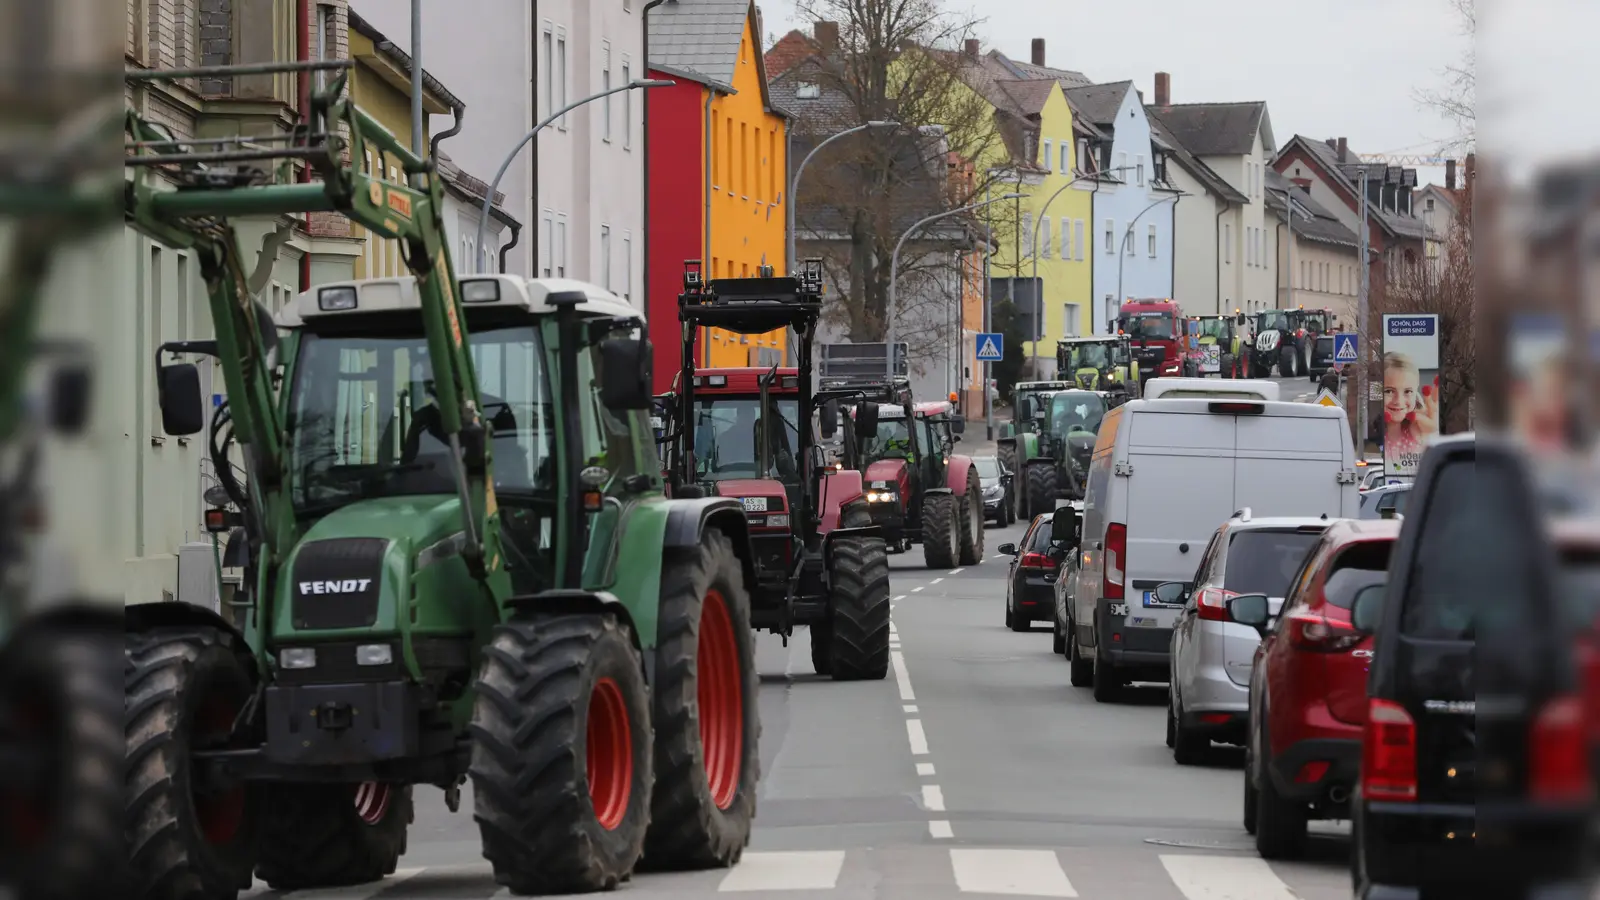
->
(795, 82, 820, 99)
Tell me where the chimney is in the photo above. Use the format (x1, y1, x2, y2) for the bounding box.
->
(1031, 38, 1045, 66)
(814, 21, 838, 53)
(1336, 137, 1347, 163)
(1154, 72, 1170, 107)
(964, 38, 979, 59)
(1445, 158, 1456, 190)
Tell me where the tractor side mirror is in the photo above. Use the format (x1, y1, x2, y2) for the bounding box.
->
(950, 415, 966, 435)
(598, 338, 653, 410)
(855, 400, 879, 439)
(820, 400, 839, 439)
(49, 361, 92, 436)
(156, 363, 205, 436)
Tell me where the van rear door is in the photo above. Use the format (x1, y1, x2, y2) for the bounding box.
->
(1232, 411, 1349, 518)
(1124, 410, 1234, 636)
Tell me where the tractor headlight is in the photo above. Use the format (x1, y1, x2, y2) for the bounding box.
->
(355, 644, 394, 666)
(767, 514, 790, 528)
(317, 286, 357, 311)
(867, 490, 897, 503)
(279, 647, 317, 669)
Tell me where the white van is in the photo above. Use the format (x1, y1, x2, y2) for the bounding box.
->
(1060, 394, 1359, 702)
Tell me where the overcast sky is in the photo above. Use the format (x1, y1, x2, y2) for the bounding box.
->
(757, 0, 1592, 187)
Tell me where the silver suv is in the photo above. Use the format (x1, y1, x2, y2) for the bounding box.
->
(1155, 512, 1332, 764)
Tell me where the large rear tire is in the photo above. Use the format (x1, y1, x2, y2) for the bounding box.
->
(1024, 461, 1057, 520)
(956, 469, 984, 566)
(125, 628, 260, 900)
(0, 622, 127, 900)
(642, 528, 760, 871)
(255, 783, 412, 890)
(827, 536, 892, 681)
(921, 493, 959, 569)
(469, 614, 652, 894)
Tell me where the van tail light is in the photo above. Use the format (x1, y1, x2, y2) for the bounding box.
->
(1103, 523, 1126, 600)
(1361, 698, 1417, 801)
(1284, 612, 1363, 652)
(1209, 401, 1264, 415)
(1530, 695, 1594, 804)
(1196, 588, 1237, 622)
(1019, 552, 1057, 570)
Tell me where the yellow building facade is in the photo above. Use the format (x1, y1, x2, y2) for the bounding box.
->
(1020, 86, 1093, 355)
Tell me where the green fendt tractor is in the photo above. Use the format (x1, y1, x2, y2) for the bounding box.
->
(1018, 390, 1111, 516)
(122, 61, 759, 898)
(995, 380, 1067, 519)
(0, 94, 128, 900)
(1054, 336, 1137, 400)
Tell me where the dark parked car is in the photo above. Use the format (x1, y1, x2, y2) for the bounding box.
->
(1349, 434, 1597, 898)
(1000, 513, 1074, 633)
(973, 455, 1015, 526)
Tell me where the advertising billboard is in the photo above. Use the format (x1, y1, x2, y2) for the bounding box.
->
(1381, 314, 1441, 475)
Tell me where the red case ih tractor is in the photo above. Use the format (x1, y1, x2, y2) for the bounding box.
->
(819, 376, 984, 569)
(657, 260, 893, 680)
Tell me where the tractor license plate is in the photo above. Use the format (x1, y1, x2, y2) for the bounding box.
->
(742, 497, 768, 512)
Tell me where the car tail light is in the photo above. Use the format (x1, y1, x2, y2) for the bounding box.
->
(1530, 695, 1594, 804)
(1103, 523, 1126, 600)
(1284, 612, 1363, 652)
(1019, 552, 1056, 570)
(1361, 698, 1417, 801)
(1195, 588, 1236, 622)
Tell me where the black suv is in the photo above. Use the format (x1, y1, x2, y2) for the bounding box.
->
(1349, 434, 1597, 899)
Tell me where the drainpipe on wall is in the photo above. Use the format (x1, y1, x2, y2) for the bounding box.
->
(1169, 191, 1181, 299)
(1274, 219, 1285, 308)
(703, 87, 715, 367)
(642, 0, 667, 305)
(530, 0, 540, 274)
(297, 0, 311, 290)
(1214, 203, 1227, 316)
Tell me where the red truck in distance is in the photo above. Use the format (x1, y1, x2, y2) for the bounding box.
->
(1115, 299, 1185, 387)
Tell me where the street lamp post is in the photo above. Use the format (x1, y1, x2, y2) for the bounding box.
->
(786, 120, 898, 274)
(1114, 192, 1189, 323)
(887, 193, 1024, 380)
(1026, 167, 1133, 366)
(476, 79, 673, 273)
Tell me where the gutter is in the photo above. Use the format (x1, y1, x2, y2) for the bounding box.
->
(429, 105, 464, 160)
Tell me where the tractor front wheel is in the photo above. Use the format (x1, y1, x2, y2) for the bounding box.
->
(126, 627, 260, 900)
(956, 469, 984, 566)
(642, 528, 760, 871)
(469, 613, 652, 894)
(0, 622, 126, 900)
(255, 783, 412, 889)
(826, 536, 892, 681)
(921, 493, 959, 569)
(1024, 461, 1057, 520)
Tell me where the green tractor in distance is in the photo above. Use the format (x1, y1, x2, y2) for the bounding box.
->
(123, 61, 759, 898)
(1054, 336, 1138, 401)
(1019, 390, 1110, 517)
(995, 380, 1069, 519)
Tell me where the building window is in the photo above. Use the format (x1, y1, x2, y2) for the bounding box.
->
(1021, 215, 1032, 253)
(1040, 216, 1052, 258)
(725, 117, 733, 193)
(1060, 143, 1069, 173)
(540, 211, 554, 277)
(556, 215, 568, 277)
(1223, 223, 1231, 263)
(601, 41, 612, 142)
(315, 3, 336, 89)
(1063, 303, 1080, 336)
(1116, 151, 1126, 174)
(600, 225, 612, 290)
(710, 111, 720, 188)
(796, 82, 820, 98)
(1104, 219, 1114, 254)
(621, 58, 632, 149)
(542, 25, 554, 118)
(1073, 219, 1084, 260)
(1042, 139, 1052, 169)
(1147, 224, 1157, 257)
(1136, 155, 1145, 186)
(556, 30, 568, 130)
(768, 129, 777, 203)
(622, 233, 632, 301)
(1061, 218, 1071, 259)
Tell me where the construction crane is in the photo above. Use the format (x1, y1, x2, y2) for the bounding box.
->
(1357, 153, 1467, 167)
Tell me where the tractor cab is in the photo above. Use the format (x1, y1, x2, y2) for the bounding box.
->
(1184, 315, 1245, 378)
(1055, 336, 1137, 400)
(1114, 298, 1185, 382)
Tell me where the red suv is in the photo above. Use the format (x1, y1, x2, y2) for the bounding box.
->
(1225, 518, 1400, 860)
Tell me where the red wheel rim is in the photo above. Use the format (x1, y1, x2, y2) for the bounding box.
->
(194, 695, 246, 846)
(354, 782, 392, 825)
(586, 677, 633, 830)
(698, 589, 744, 810)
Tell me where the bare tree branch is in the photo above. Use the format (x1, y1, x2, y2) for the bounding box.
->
(1412, 0, 1475, 154)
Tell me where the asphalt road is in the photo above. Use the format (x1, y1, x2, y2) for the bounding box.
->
(239, 496, 1357, 899)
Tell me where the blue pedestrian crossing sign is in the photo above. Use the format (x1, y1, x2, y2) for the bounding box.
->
(1332, 333, 1359, 364)
(975, 332, 1004, 361)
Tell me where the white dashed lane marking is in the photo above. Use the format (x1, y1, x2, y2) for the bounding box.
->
(917, 762, 935, 776)
(922, 784, 945, 811)
(950, 849, 1078, 897)
(930, 577, 943, 584)
(929, 819, 954, 839)
(717, 851, 847, 892)
(906, 719, 929, 755)
(949, 568, 964, 575)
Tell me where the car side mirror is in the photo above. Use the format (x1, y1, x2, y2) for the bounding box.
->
(1051, 508, 1080, 544)
(1351, 584, 1384, 634)
(156, 362, 205, 436)
(820, 400, 839, 439)
(998, 542, 1018, 556)
(1226, 593, 1270, 629)
(854, 400, 879, 439)
(598, 338, 653, 410)
(1153, 581, 1187, 605)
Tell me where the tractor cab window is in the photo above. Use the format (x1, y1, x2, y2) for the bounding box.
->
(578, 340, 645, 488)
(1064, 342, 1110, 371)
(1048, 392, 1106, 436)
(1118, 313, 1175, 340)
(919, 414, 948, 463)
(287, 326, 554, 514)
(1299, 311, 1328, 332)
(1195, 318, 1231, 341)
(692, 396, 800, 482)
(1255, 310, 1290, 333)
(864, 414, 916, 463)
